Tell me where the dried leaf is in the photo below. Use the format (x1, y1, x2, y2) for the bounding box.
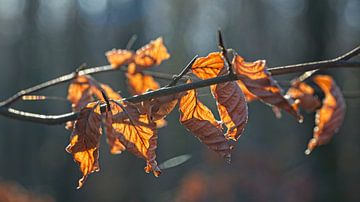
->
(305, 75, 346, 154)
(103, 105, 126, 154)
(237, 80, 258, 102)
(210, 68, 248, 141)
(67, 76, 94, 111)
(179, 80, 231, 162)
(191, 52, 224, 79)
(233, 53, 302, 122)
(65, 103, 102, 189)
(286, 81, 321, 112)
(106, 49, 133, 68)
(133, 37, 170, 70)
(127, 72, 160, 95)
(106, 37, 170, 71)
(110, 102, 161, 176)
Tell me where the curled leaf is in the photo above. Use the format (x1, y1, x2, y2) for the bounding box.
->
(237, 80, 258, 102)
(233, 53, 302, 122)
(65, 103, 102, 189)
(133, 37, 170, 70)
(179, 80, 232, 162)
(106, 49, 133, 68)
(191, 52, 224, 79)
(286, 81, 321, 112)
(210, 68, 248, 141)
(305, 75, 346, 155)
(109, 101, 161, 176)
(67, 76, 94, 111)
(127, 72, 160, 95)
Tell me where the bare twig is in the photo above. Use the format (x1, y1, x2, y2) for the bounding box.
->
(0, 45, 359, 125)
(293, 45, 360, 82)
(166, 55, 198, 87)
(218, 30, 235, 76)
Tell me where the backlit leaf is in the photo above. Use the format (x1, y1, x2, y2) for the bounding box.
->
(191, 52, 224, 79)
(210, 68, 248, 141)
(305, 75, 346, 154)
(232, 53, 302, 122)
(286, 81, 321, 112)
(127, 72, 160, 95)
(110, 101, 161, 176)
(133, 37, 170, 70)
(179, 80, 232, 162)
(65, 103, 102, 189)
(106, 49, 133, 68)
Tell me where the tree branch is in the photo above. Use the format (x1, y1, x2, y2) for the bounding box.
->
(0, 45, 359, 125)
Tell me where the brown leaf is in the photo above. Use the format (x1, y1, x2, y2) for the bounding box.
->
(233, 53, 302, 122)
(191, 52, 225, 79)
(110, 101, 161, 176)
(66, 76, 122, 130)
(305, 75, 346, 154)
(103, 105, 126, 155)
(133, 37, 170, 70)
(65, 103, 102, 189)
(179, 80, 231, 162)
(127, 72, 160, 95)
(106, 37, 170, 71)
(237, 80, 258, 102)
(210, 68, 248, 141)
(67, 75, 122, 111)
(67, 76, 95, 111)
(106, 49, 134, 68)
(286, 81, 321, 112)
(149, 93, 184, 121)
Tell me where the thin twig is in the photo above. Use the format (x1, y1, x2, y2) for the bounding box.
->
(126, 35, 138, 50)
(0, 65, 180, 108)
(218, 30, 235, 76)
(293, 45, 360, 82)
(0, 46, 359, 125)
(166, 55, 198, 87)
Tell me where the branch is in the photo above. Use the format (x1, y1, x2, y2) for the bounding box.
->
(0, 45, 359, 125)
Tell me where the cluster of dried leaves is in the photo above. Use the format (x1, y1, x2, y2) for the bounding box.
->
(65, 37, 346, 188)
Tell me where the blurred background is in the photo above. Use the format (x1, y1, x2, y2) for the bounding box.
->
(0, 0, 359, 201)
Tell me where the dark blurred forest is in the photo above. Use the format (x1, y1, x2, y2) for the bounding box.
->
(0, 0, 359, 201)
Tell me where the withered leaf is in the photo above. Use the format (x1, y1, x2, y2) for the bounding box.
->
(286, 81, 321, 112)
(65, 103, 102, 189)
(106, 37, 170, 73)
(109, 101, 161, 176)
(232, 53, 302, 122)
(210, 68, 248, 141)
(191, 52, 224, 80)
(133, 37, 170, 70)
(179, 80, 232, 162)
(106, 49, 133, 68)
(127, 72, 160, 95)
(305, 75, 346, 154)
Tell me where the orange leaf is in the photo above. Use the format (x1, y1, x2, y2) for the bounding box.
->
(67, 76, 94, 111)
(233, 53, 302, 122)
(191, 52, 225, 79)
(103, 105, 126, 155)
(110, 101, 161, 176)
(237, 80, 258, 102)
(179, 80, 232, 162)
(210, 68, 248, 141)
(149, 93, 184, 121)
(67, 75, 122, 110)
(133, 37, 170, 69)
(305, 75, 346, 154)
(65, 103, 102, 189)
(106, 49, 134, 68)
(127, 72, 160, 95)
(286, 81, 321, 112)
